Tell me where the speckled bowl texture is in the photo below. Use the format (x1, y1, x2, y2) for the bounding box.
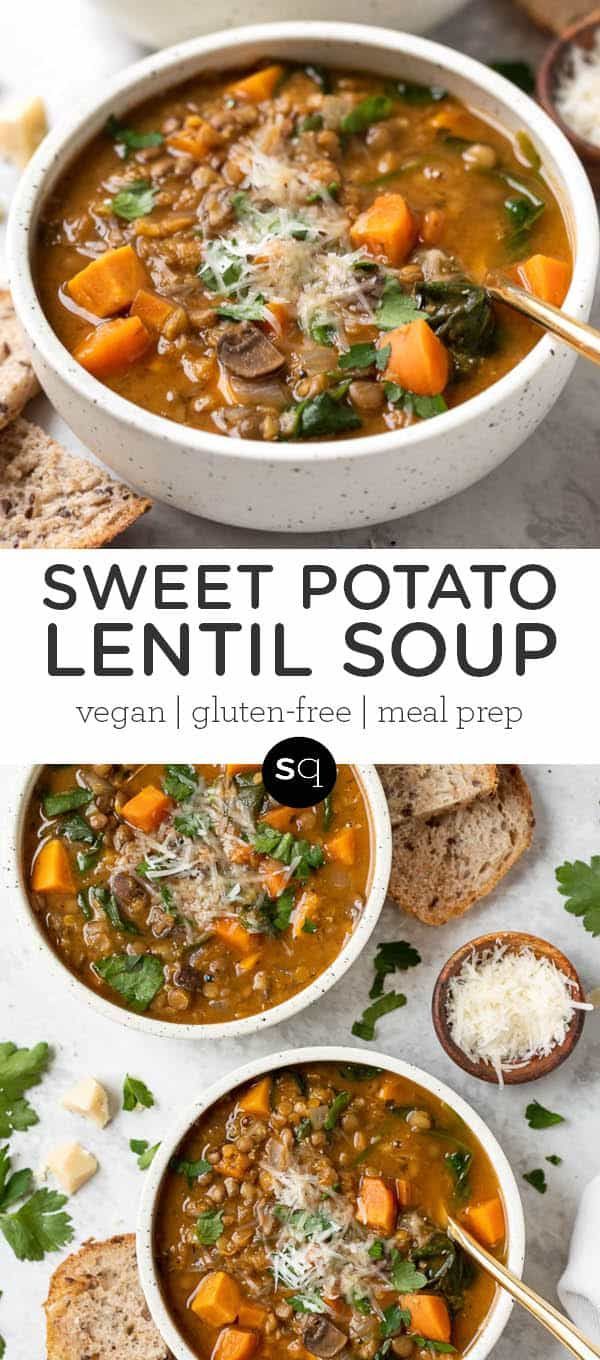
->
(7, 22, 599, 531)
(137, 1044, 526, 1360)
(12, 765, 391, 1041)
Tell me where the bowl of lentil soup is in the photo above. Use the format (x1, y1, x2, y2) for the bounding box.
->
(7, 23, 598, 530)
(16, 764, 390, 1038)
(137, 1046, 525, 1360)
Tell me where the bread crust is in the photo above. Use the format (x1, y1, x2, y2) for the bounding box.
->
(45, 1233, 170, 1359)
(378, 765, 497, 823)
(0, 291, 39, 430)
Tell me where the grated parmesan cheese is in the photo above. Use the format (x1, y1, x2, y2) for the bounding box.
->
(445, 943, 591, 1085)
(555, 34, 600, 149)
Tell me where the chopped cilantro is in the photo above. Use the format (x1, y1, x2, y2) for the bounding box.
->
(380, 1304, 411, 1338)
(162, 765, 198, 802)
(130, 1139, 160, 1170)
(105, 114, 163, 156)
(289, 1291, 328, 1313)
(368, 1239, 385, 1260)
(0, 1042, 50, 1138)
(123, 1074, 154, 1112)
(556, 855, 600, 936)
(252, 826, 325, 879)
(169, 1156, 212, 1185)
(94, 953, 164, 1012)
(196, 1207, 225, 1244)
(546, 1154, 563, 1166)
(369, 940, 421, 999)
(174, 811, 207, 839)
(389, 1253, 427, 1292)
(375, 277, 423, 330)
(218, 296, 267, 322)
(111, 180, 154, 221)
(525, 1100, 564, 1129)
(384, 383, 447, 419)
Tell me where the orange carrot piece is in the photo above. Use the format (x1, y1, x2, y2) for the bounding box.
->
(381, 318, 450, 396)
(167, 121, 223, 159)
(32, 839, 75, 894)
(259, 858, 290, 899)
(378, 1076, 405, 1103)
(463, 1196, 505, 1247)
(350, 193, 417, 266)
(399, 1294, 451, 1343)
(212, 1327, 259, 1360)
(292, 888, 319, 939)
(229, 842, 258, 867)
(67, 244, 148, 317)
(191, 1272, 242, 1326)
(213, 918, 259, 955)
(73, 315, 151, 378)
(395, 1177, 415, 1207)
(236, 950, 262, 973)
(227, 65, 284, 103)
(429, 105, 483, 141)
(261, 806, 299, 833)
(326, 827, 356, 866)
(121, 784, 172, 833)
(130, 287, 176, 336)
(237, 1303, 268, 1330)
(356, 1176, 397, 1235)
(517, 254, 571, 308)
(226, 764, 261, 777)
(238, 1077, 272, 1117)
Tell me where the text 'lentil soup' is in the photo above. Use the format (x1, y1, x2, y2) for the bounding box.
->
(35, 63, 571, 442)
(154, 1061, 506, 1360)
(24, 765, 370, 1024)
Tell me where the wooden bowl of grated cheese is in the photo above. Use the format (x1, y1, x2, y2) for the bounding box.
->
(432, 931, 589, 1084)
(537, 11, 600, 187)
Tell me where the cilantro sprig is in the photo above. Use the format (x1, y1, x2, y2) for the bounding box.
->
(525, 1100, 564, 1130)
(556, 855, 600, 935)
(369, 940, 421, 999)
(130, 1139, 161, 1170)
(0, 1146, 73, 1260)
(0, 1042, 50, 1138)
(123, 1074, 154, 1112)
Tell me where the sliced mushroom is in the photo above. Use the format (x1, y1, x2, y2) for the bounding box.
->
(217, 322, 285, 380)
(111, 871, 148, 907)
(172, 963, 204, 991)
(303, 1317, 348, 1358)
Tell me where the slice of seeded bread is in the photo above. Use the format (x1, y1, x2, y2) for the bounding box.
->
(379, 765, 497, 824)
(387, 765, 534, 926)
(45, 1234, 170, 1360)
(0, 291, 39, 429)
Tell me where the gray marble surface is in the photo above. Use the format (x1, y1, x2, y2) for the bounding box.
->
(1, 763, 600, 1358)
(1, 0, 599, 547)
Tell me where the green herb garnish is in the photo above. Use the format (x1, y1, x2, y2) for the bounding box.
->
(111, 180, 154, 221)
(546, 1154, 563, 1166)
(162, 765, 198, 802)
(170, 1156, 212, 1185)
(289, 1291, 328, 1313)
(384, 383, 447, 419)
(42, 788, 91, 817)
(105, 114, 163, 156)
(369, 940, 421, 999)
(445, 1149, 472, 1203)
(556, 855, 600, 935)
(252, 826, 325, 879)
(375, 277, 422, 330)
(352, 992, 406, 1042)
(0, 1147, 73, 1260)
(130, 1139, 161, 1170)
(123, 1074, 154, 1112)
(91, 887, 140, 937)
(94, 954, 165, 1012)
(389, 1253, 427, 1292)
(0, 1043, 50, 1138)
(218, 296, 267, 322)
(341, 95, 394, 135)
(324, 1091, 351, 1130)
(523, 1168, 547, 1194)
(525, 1100, 565, 1130)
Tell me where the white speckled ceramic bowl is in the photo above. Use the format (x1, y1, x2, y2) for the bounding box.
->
(7, 22, 599, 531)
(137, 1044, 526, 1360)
(13, 765, 391, 1040)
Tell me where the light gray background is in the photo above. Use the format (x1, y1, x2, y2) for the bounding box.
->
(1, 763, 599, 1358)
(1, 0, 599, 547)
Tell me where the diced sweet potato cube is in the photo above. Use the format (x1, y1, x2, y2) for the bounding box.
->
(237, 1303, 268, 1330)
(429, 105, 483, 141)
(399, 1294, 451, 1343)
(212, 1327, 259, 1360)
(227, 66, 284, 103)
(326, 827, 356, 866)
(380, 319, 450, 396)
(517, 254, 571, 308)
(73, 315, 151, 378)
(67, 244, 147, 318)
(395, 1178, 415, 1207)
(238, 1077, 272, 1117)
(356, 1176, 397, 1235)
(130, 287, 177, 336)
(350, 193, 417, 267)
(261, 806, 298, 833)
(379, 1076, 405, 1103)
(463, 1196, 505, 1247)
(237, 951, 262, 974)
(292, 888, 319, 939)
(229, 842, 258, 867)
(259, 858, 290, 899)
(32, 839, 75, 894)
(167, 120, 223, 158)
(121, 784, 172, 833)
(213, 918, 259, 955)
(191, 1272, 242, 1326)
(218, 1144, 250, 1179)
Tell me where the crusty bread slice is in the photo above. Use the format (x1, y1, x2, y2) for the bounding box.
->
(513, 0, 591, 33)
(45, 1233, 169, 1360)
(379, 765, 497, 824)
(0, 291, 39, 429)
(0, 418, 151, 547)
(388, 765, 534, 926)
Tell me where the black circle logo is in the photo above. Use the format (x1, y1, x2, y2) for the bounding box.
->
(262, 739, 337, 808)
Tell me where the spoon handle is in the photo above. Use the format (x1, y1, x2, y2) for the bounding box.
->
(486, 277, 600, 368)
(447, 1216, 600, 1360)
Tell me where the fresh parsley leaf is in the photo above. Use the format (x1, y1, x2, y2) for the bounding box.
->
(341, 95, 394, 135)
(310, 314, 337, 346)
(546, 1154, 563, 1166)
(352, 1295, 372, 1315)
(375, 277, 422, 330)
(217, 297, 267, 322)
(0, 1146, 33, 1211)
(0, 1042, 50, 1138)
(252, 826, 325, 879)
(130, 1139, 161, 1170)
(162, 765, 198, 802)
(275, 1206, 332, 1237)
(556, 856, 600, 935)
(384, 383, 447, 419)
(112, 180, 155, 221)
(324, 1091, 350, 1131)
(525, 1100, 565, 1129)
(91, 887, 140, 937)
(94, 954, 165, 1012)
(523, 1168, 547, 1194)
(284, 389, 362, 439)
(272, 887, 295, 931)
(445, 1150, 472, 1203)
(389, 1252, 427, 1292)
(0, 1188, 73, 1260)
(169, 1156, 211, 1185)
(105, 114, 163, 156)
(174, 812, 207, 839)
(352, 992, 406, 1041)
(368, 1239, 385, 1260)
(369, 940, 421, 999)
(380, 1304, 411, 1338)
(338, 341, 379, 371)
(0, 1331, 4, 1358)
(59, 812, 96, 844)
(42, 788, 91, 817)
(289, 1290, 328, 1313)
(196, 1207, 224, 1244)
(411, 1340, 456, 1354)
(123, 1074, 154, 1112)
(490, 61, 535, 95)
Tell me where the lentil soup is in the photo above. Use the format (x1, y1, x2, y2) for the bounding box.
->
(23, 765, 371, 1024)
(154, 1060, 505, 1360)
(35, 62, 571, 442)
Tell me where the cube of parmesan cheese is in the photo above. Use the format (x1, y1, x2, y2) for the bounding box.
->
(0, 95, 48, 168)
(46, 1142, 98, 1194)
(62, 1076, 111, 1128)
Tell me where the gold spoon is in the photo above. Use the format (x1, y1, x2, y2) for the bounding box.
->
(448, 1216, 600, 1360)
(486, 274, 600, 368)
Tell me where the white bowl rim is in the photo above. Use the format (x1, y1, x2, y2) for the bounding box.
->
(7, 19, 599, 468)
(12, 764, 391, 1040)
(136, 1042, 526, 1360)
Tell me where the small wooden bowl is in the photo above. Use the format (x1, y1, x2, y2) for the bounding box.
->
(432, 931, 586, 1084)
(537, 10, 600, 189)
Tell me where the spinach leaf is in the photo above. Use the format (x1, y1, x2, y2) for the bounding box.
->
(445, 1149, 472, 1203)
(91, 886, 140, 936)
(338, 1063, 382, 1081)
(284, 389, 362, 439)
(341, 95, 394, 135)
(392, 79, 447, 104)
(384, 384, 447, 419)
(297, 113, 324, 133)
(504, 193, 544, 246)
(77, 889, 94, 921)
(416, 277, 496, 371)
(322, 794, 334, 829)
(43, 788, 91, 817)
(352, 992, 406, 1041)
(59, 812, 96, 844)
(94, 954, 164, 1012)
(369, 940, 422, 998)
(324, 1091, 351, 1130)
(304, 64, 332, 93)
